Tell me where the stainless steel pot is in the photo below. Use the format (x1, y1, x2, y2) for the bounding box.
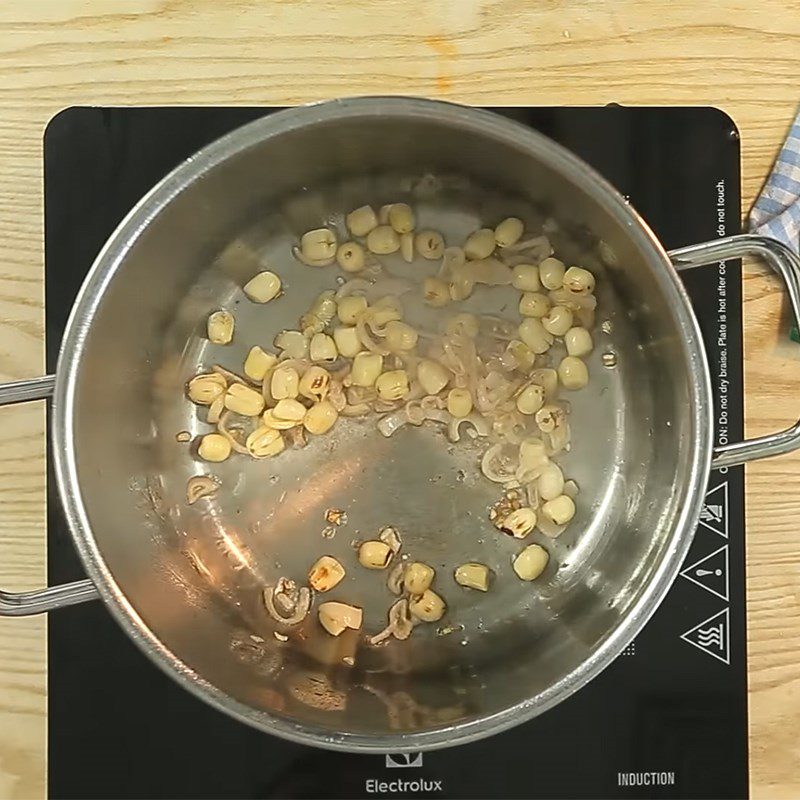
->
(2, 98, 800, 752)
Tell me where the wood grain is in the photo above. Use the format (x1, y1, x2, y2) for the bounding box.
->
(0, 1, 799, 796)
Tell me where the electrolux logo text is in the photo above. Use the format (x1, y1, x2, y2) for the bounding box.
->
(366, 778, 444, 794)
(370, 754, 444, 794)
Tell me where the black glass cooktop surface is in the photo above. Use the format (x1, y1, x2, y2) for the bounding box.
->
(45, 106, 745, 800)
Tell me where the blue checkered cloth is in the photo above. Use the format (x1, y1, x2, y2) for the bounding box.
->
(749, 108, 800, 340)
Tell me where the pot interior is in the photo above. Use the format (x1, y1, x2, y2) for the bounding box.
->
(60, 100, 709, 748)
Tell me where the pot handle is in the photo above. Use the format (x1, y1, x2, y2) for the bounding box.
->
(0, 374, 99, 616)
(669, 233, 800, 469)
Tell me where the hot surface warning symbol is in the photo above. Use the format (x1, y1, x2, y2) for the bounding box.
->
(680, 607, 730, 665)
(698, 481, 728, 538)
(680, 544, 729, 601)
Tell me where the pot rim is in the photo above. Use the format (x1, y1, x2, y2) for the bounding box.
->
(51, 96, 713, 752)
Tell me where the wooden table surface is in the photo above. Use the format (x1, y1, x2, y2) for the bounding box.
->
(0, 2, 799, 797)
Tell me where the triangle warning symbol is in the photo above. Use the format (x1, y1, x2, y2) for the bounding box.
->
(680, 607, 730, 665)
(698, 481, 728, 538)
(680, 544, 729, 601)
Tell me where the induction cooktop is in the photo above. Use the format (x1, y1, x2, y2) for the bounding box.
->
(44, 105, 745, 800)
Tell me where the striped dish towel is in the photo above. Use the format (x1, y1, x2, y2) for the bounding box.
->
(750, 108, 800, 341)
